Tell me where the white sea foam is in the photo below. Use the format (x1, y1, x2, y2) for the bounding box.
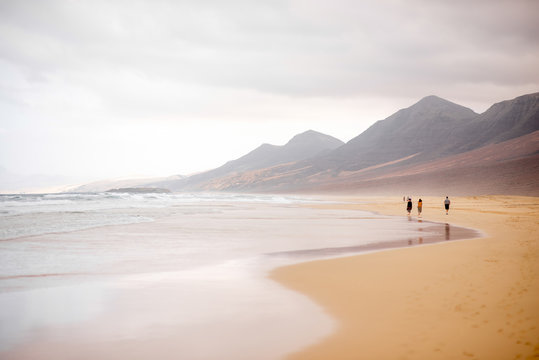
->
(0, 192, 316, 240)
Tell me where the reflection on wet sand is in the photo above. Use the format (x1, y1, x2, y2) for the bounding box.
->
(417, 220, 424, 244)
(268, 219, 478, 260)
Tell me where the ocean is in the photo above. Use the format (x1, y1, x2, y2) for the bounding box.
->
(0, 192, 312, 240)
(0, 192, 471, 359)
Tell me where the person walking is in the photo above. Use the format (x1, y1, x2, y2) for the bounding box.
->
(417, 198, 423, 217)
(407, 197, 413, 215)
(444, 196, 450, 215)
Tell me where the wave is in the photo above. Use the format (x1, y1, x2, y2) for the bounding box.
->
(0, 192, 317, 240)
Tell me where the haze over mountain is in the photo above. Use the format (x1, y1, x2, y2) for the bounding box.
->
(70, 175, 185, 193)
(0, 167, 79, 194)
(67, 92, 538, 196)
(157, 92, 538, 195)
(217, 129, 344, 172)
(152, 130, 344, 191)
(312, 95, 479, 172)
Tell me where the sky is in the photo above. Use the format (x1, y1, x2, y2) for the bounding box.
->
(1, 0, 538, 188)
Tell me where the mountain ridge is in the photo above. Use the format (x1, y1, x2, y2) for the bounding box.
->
(325, 94, 479, 171)
(72, 92, 539, 196)
(446, 92, 539, 153)
(165, 92, 538, 195)
(154, 129, 344, 191)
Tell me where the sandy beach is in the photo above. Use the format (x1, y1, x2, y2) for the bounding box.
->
(272, 195, 539, 359)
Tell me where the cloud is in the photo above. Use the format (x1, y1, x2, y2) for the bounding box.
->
(2, 0, 537, 102)
(0, 0, 537, 179)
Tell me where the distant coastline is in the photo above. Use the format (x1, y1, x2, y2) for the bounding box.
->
(106, 187, 171, 194)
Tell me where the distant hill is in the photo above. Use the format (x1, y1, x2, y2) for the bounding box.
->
(216, 129, 344, 172)
(165, 92, 539, 195)
(154, 130, 344, 191)
(106, 187, 171, 194)
(70, 175, 185, 193)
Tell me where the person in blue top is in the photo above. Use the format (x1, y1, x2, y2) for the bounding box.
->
(444, 196, 451, 215)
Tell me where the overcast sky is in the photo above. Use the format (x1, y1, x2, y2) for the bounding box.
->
(1, 0, 538, 187)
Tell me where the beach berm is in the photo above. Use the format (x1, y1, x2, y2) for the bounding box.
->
(272, 195, 539, 359)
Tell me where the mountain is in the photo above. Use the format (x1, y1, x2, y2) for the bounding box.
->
(219, 129, 344, 172)
(169, 92, 539, 195)
(321, 95, 478, 171)
(447, 92, 539, 153)
(154, 130, 344, 191)
(309, 130, 539, 196)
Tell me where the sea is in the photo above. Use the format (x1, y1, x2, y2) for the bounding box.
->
(0, 192, 475, 359)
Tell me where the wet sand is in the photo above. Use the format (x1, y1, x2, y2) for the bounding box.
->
(272, 195, 539, 359)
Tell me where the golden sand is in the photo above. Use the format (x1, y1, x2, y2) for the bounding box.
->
(272, 195, 539, 359)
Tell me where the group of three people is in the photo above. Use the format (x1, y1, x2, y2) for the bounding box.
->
(406, 196, 451, 216)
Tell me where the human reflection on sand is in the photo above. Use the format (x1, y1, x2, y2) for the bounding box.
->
(269, 219, 478, 259)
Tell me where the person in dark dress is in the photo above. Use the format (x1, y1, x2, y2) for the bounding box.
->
(407, 198, 413, 215)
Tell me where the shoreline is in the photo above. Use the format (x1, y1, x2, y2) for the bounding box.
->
(2, 199, 448, 360)
(271, 195, 539, 359)
(1, 195, 537, 359)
